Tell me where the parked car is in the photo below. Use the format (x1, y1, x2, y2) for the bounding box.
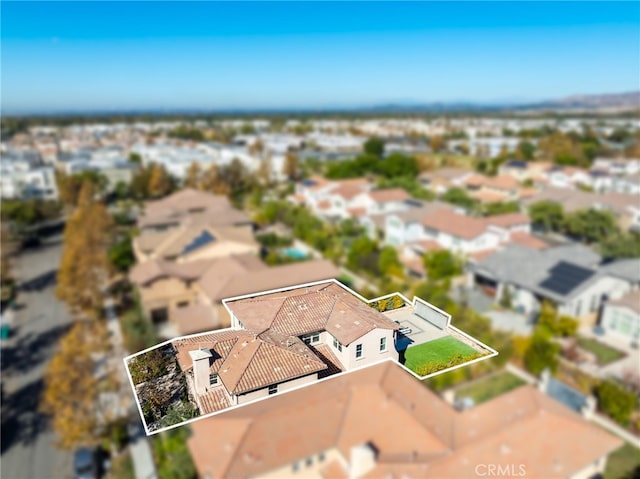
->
(73, 447, 108, 479)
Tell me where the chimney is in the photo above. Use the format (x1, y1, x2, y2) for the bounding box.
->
(581, 395, 597, 420)
(189, 348, 213, 395)
(537, 368, 550, 393)
(350, 443, 377, 479)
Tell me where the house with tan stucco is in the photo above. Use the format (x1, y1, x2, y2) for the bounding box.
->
(170, 279, 456, 416)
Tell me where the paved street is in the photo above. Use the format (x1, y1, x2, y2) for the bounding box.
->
(1, 235, 74, 479)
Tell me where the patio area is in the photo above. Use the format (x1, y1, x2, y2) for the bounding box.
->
(384, 307, 449, 351)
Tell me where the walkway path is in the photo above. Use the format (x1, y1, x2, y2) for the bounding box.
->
(104, 296, 158, 479)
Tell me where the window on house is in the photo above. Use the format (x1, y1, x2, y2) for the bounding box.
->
(306, 457, 313, 467)
(312, 333, 320, 343)
(177, 301, 189, 308)
(380, 337, 387, 352)
(268, 384, 278, 395)
(292, 462, 299, 472)
(356, 344, 363, 358)
(209, 374, 219, 386)
(318, 452, 326, 462)
(590, 295, 598, 312)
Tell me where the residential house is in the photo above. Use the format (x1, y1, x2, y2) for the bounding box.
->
(134, 189, 257, 263)
(462, 173, 522, 203)
(172, 281, 404, 413)
(470, 244, 640, 325)
(129, 254, 340, 336)
(187, 361, 622, 479)
(418, 168, 472, 194)
(522, 187, 640, 232)
(0, 149, 59, 200)
(498, 159, 552, 182)
(599, 290, 640, 344)
(292, 177, 412, 220)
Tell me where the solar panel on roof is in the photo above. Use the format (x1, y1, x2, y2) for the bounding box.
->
(182, 230, 216, 255)
(538, 261, 595, 296)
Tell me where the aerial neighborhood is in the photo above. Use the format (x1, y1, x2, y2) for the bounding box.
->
(2, 113, 640, 478)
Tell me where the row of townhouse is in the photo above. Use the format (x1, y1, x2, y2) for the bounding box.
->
(0, 149, 59, 200)
(499, 158, 640, 195)
(418, 168, 538, 203)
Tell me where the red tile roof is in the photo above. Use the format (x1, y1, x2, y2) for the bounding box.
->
(188, 362, 622, 479)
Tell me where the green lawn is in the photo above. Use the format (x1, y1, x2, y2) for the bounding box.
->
(404, 336, 481, 376)
(604, 443, 640, 479)
(577, 337, 625, 365)
(454, 371, 526, 405)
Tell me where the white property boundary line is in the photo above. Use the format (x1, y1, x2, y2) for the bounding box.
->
(123, 278, 498, 436)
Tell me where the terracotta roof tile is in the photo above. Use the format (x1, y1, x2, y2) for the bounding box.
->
(422, 210, 487, 240)
(187, 362, 622, 479)
(369, 188, 411, 203)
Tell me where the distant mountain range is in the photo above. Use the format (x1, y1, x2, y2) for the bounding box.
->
(365, 91, 640, 114)
(523, 91, 640, 111)
(5, 91, 639, 117)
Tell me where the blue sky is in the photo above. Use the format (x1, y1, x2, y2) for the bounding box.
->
(2, 1, 639, 113)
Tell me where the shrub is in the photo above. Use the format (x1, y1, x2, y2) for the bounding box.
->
(595, 380, 637, 426)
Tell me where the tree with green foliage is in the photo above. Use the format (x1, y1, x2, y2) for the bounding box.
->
(378, 246, 403, 278)
(413, 281, 454, 312)
(524, 332, 560, 375)
(528, 200, 565, 232)
(564, 209, 617, 243)
(423, 250, 462, 280)
(364, 137, 385, 157)
(128, 349, 167, 385)
(347, 237, 378, 274)
(0, 199, 62, 227)
(441, 187, 477, 211)
(499, 285, 513, 309)
(595, 380, 636, 426)
(516, 141, 536, 161)
(109, 232, 136, 273)
(599, 232, 640, 260)
(129, 152, 142, 164)
(483, 201, 520, 217)
(152, 428, 197, 479)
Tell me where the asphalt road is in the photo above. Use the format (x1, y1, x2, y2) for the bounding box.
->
(1, 235, 74, 479)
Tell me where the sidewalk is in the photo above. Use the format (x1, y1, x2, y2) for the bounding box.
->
(104, 296, 158, 479)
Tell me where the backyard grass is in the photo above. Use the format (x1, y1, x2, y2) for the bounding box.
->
(577, 337, 625, 365)
(403, 336, 482, 376)
(454, 371, 526, 405)
(604, 443, 640, 479)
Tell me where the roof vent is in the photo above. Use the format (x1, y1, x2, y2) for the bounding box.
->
(354, 320, 360, 325)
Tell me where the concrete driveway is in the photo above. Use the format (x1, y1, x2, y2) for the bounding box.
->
(1, 235, 74, 479)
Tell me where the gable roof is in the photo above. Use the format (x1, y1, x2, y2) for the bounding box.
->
(421, 209, 487, 240)
(187, 362, 622, 479)
(472, 244, 609, 302)
(368, 188, 411, 203)
(225, 282, 399, 346)
(173, 330, 327, 395)
(138, 189, 251, 228)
